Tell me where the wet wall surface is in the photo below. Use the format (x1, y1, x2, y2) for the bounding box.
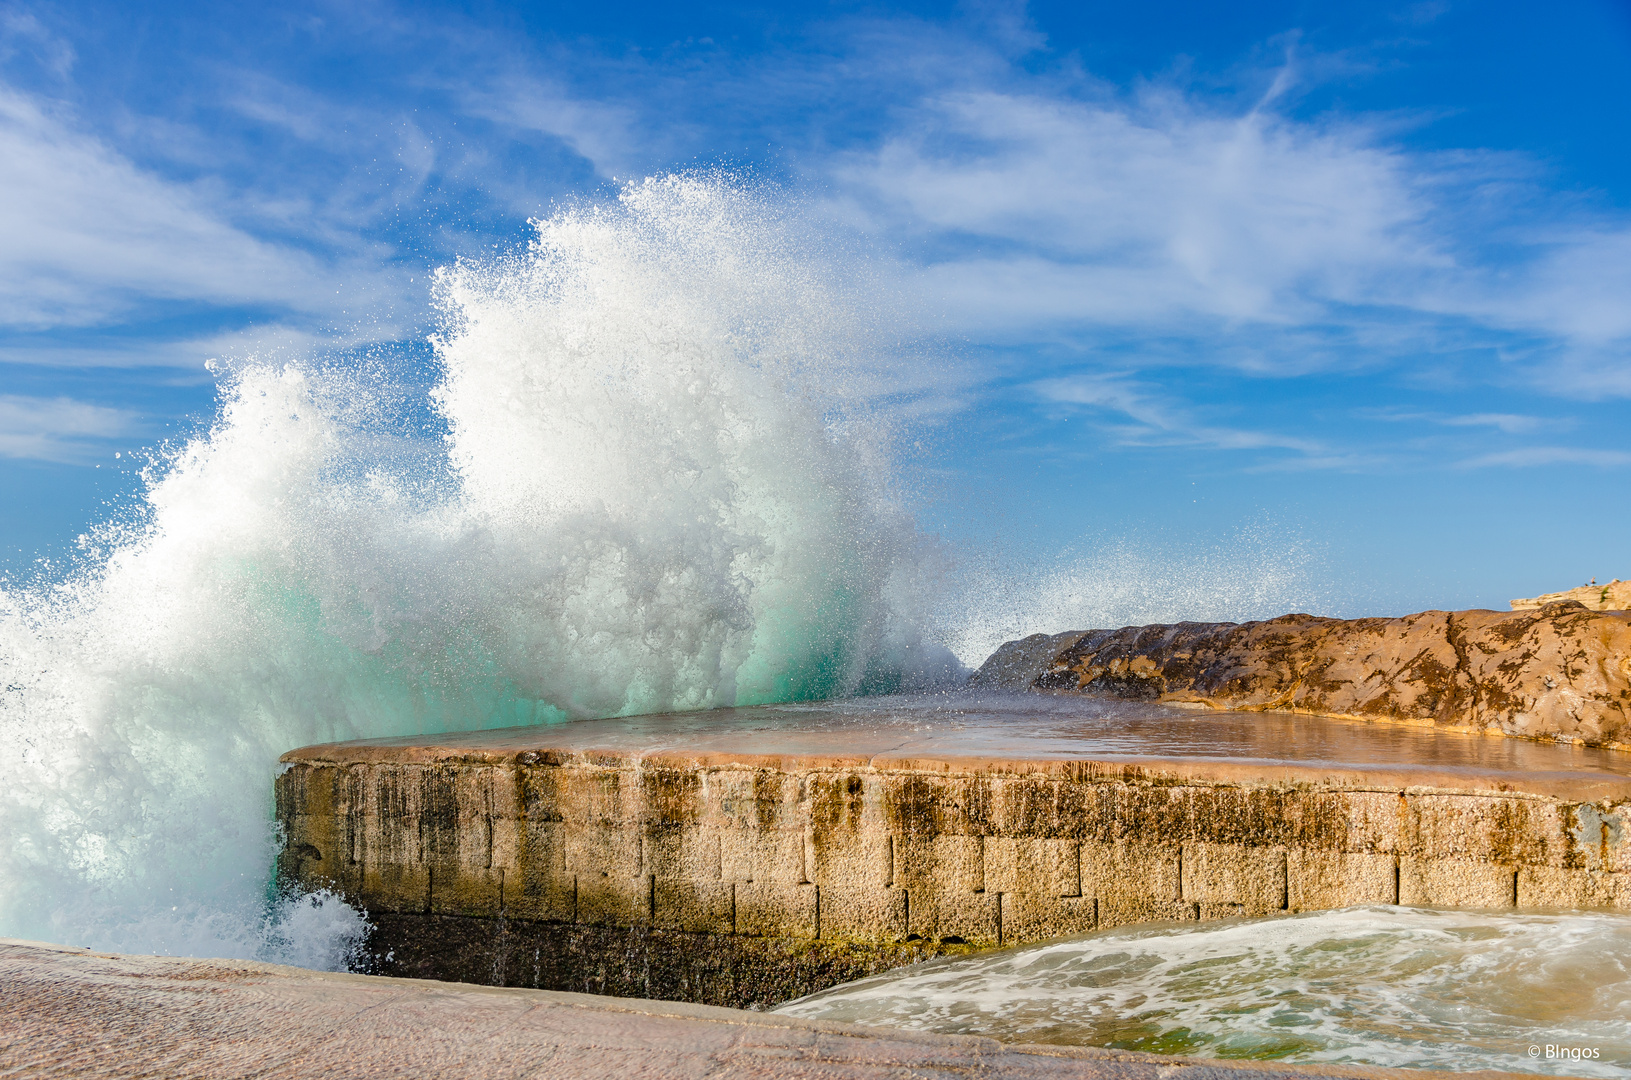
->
(288, 692, 1631, 801)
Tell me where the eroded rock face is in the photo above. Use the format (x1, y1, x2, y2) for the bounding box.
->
(1512, 579, 1631, 612)
(972, 602, 1631, 748)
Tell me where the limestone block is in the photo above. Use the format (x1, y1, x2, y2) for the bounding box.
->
(1516, 865, 1624, 909)
(907, 887, 998, 943)
(644, 824, 720, 881)
(507, 820, 573, 921)
(894, 835, 983, 894)
(720, 827, 806, 884)
(429, 864, 502, 917)
(984, 837, 1081, 897)
(1181, 843, 1286, 913)
(279, 813, 350, 893)
(640, 768, 704, 826)
(362, 765, 425, 866)
(1322, 790, 1407, 855)
(488, 764, 523, 820)
(1084, 784, 1190, 845)
(998, 891, 1096, 942)
(735, 882, 818, 938)
(564, 822, 641, 879)
(505, 865, 575, 923)
(517, 765, 565, 824)
(576, 872, 649, 927)
(555, 768, 629, 826)
(512, 819, 565, 875)
(808, 829, 893, 893)
(1611, 872, 1631, 909)
(1081, 839, 1180, 905)
(416, 768, 466, 865)
(1280, 789, 1409, 855)
(815, 772, 882, 838)
(818, 882, 901, 939)
(1399, 857, 1516, 907)
(489, 814, 521, 873)
(1096, 897, 1198, 929)
(712, 769, 800, 832)
(1402, 795, 1564, 866)
(990, 776, 1065, 838)
(654, 879, 734, 933)
(1187, 787, 1299, 848)
(1287, 850, 1397, 910)
(360, 861, 430, 914)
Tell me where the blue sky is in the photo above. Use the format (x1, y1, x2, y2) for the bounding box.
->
(2, 0, 1629, 614)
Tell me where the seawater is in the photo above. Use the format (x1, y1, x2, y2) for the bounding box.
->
(0, 169, 1354, 992)
(778, 906, 1631, 1076)
(0, 176, 960, 965)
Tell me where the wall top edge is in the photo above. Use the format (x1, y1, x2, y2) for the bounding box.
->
(277, 740, 1631, 803)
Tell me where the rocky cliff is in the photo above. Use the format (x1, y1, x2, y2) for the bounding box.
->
(971, 602, 1631, 749)
(1512, 579, 1631, 612)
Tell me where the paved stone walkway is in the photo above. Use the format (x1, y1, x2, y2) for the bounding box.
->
(0, 939, 1537, 1080)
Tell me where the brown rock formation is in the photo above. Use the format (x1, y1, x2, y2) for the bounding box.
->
(972, 603, 1631, 749)
(1512, 579, 1631, 612)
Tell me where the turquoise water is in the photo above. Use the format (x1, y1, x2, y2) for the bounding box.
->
(0, 178, 955, 963)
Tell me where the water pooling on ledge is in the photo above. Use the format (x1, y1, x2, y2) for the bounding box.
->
(776, 905, 1631, 1077)
(323, 690, 1631, 787)
(279, 688, 1631, 1014)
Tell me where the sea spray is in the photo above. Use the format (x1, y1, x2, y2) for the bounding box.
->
(0, 173, 1327, 965)
(0, 175, 955, 962)
(944, 522, 1323, 667)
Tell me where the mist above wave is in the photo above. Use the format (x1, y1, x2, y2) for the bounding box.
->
(0, 175, 955, 959)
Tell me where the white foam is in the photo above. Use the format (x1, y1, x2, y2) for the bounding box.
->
(778, 906, 1631, 1076)
(0, 175, 953, 961)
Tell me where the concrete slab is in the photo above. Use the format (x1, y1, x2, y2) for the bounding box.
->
(0, 939, 1547, 1080)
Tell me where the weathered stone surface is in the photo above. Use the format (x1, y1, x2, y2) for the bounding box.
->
(276, 704, 1631, 1007)
(1513, 579, 1631, 612)
(973, 604, 1631, 749)
(1, 938, 1527, 1080)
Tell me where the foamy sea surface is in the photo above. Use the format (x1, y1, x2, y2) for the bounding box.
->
(777, 906, 1631, 1076)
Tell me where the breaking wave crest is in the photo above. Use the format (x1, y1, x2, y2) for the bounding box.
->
(0, 176, 957, 962)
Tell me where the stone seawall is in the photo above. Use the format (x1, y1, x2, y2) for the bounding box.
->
(277, 707, 1631, 1008)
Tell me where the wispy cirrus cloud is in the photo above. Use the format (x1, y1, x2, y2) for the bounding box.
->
(1358, 409, 1550, 434)
(0, 86, 344, 331)
(1031, 372, 1375, 469)
(828, 58, 1631, 395)
(0, 393, 139, 462)
(1458, 446, 1631, 469)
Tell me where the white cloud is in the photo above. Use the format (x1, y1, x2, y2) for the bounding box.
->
(1457, 446, 1631, 469)
(837, 88, 1446, 329)
(0, 85, 357, 330)
(0, 393, 138, 462)
(1359, 409, 1549, 434)
(831, 76, 1631, 388)
(459, 75, 643, 178)
(1031, 372, 1359, 465)
(0, 323, 349, 371)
